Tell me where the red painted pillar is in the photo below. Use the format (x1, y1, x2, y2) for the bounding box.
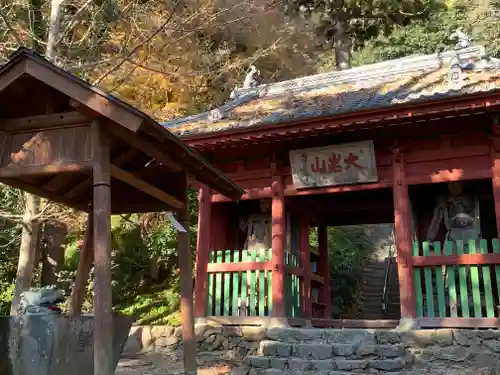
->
(392, 146, 417, 319)
(299, 217, 312, 319)
(317, 225, 331, 318)
(271, 176, 286, 317)
(491, 124, 500, 238)
(194, 186, 212, 317)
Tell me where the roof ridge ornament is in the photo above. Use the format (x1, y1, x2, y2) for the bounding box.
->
(208, 107, 225, 122)
(450, 28, 472, 50)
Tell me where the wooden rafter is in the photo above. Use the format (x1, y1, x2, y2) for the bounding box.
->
(1, 111, 89, 132)
(110, 164, 184, 209)
(65, 148, 137, 199)
(107, 124, 182, 172)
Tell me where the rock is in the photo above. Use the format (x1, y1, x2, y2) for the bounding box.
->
(174, 327, 182, 338)
(140, 326, 153, 349)
(434, 329, 453, 346)
(204, 325, 222, 337)
(123, 335, 142, 355)
(241, 327, 267, 341)
(433, 346, 470, 361)
(356, 343, 376, 356)
(230, 366, 249, 375)
(248, 356, 270, 369)
(335, 359, 368, 370)
(376, 330, 401, 344)
(205, 334, 216, 345)
(260, 341, 291, 357)
(288, 358, 311, 370)
(483, 339, 500, 352)
(195, 324, 207, 341)
(374, 344, 405, 358)
(248, 369, 259, 375)
(266, 328, 323, 342)
(401, 330, 435, 347)
(478, 329, 500, 340)
(155, 335, 178, 347)
(325, 329, 376, 345)
(270, 358, 287, 370)
(222, 338, 230, 349)
(226, 347, 248, 361)
(332, 344, 355, 356)
(369, 358, 405, 371)
(259, 369, 284, 375)
(310, 359, 335, 371)
(330, 372, 353, 375)
(293, 343, 333, 359)
(453, 330, 476, 346)
(223, 326, 243, 337)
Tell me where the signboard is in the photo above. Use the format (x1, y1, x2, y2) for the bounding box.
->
(289, 140, 378, 188)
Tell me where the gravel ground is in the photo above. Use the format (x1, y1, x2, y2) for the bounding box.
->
(115, 352, 233, 375)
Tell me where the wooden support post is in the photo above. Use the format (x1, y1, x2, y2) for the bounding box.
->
(177, 173, 197, 375)
(69, 215, 93, 315)
(317, 225, 331, 318)
(299, 217, 312, 319)
(91, 120, 113, 375)
(271, 176, 286, 317)
(392, 146, 417, 320)
(194, 185, 212, 317)
(491, 121, 500, 237)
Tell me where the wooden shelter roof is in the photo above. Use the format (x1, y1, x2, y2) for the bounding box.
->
(0, 47, 243, 213)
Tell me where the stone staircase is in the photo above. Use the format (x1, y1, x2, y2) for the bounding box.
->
(356, 224, 401, 320)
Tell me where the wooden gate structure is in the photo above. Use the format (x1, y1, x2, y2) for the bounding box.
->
(164, 44, 500, 328)
(0, 48, 242, 375)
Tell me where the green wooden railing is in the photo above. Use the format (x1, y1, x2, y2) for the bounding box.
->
(206, 249, 302, 317)
(412, 239, 500, 319)
(285, 252, 301, 318)
(207, 248, 272, 316)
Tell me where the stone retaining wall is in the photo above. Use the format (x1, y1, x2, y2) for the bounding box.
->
(124, 325, 500, 374)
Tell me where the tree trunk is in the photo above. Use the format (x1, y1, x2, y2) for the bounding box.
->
(334, 16, 351, 70)
(10, 193, 40, 315)
(41, 221, 67, 286)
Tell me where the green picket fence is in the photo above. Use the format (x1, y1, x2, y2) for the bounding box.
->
(412, 239, 500, 318)
(207, 248, 272, 316)
(285, 252, 301, 318)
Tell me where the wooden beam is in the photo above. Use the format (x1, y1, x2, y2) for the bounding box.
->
(0, 177, 90, 212)
(311, 319, 399, 329)
(91, 119, 113, 375)
(25, 59, 143, 133)
(299, 216, 312, 319)
(69, 215, 93, 315)
(392, 146, 417, 319)
(2, 111, 89, 132)
(194, 186, 212, 317)
(0, 162, 92, 178)
(65, 149, 137, 199)
(491, 122, 500, 237)
(271, 175, 286, 318)
(412, 253, 500, 266)
(176, 173, 197, 375)
(0, 60, 27, 93)
(106, 123, 182, 172)
(110, 164, 184, 210)
(317, 225, 331, 318)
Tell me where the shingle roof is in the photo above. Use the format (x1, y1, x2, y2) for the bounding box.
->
(162, 45, 500, 137)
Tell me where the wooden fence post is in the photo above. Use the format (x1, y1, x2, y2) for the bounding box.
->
(194, 186, 212, 317)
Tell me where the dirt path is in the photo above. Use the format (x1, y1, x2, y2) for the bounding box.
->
(115, 352, 233, 375)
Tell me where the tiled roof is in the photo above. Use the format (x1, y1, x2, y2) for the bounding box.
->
(162, 46, 500, 137)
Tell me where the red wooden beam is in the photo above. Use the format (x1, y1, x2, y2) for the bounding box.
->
(286, 265, 303, 276)
(491, 123, 500, 237)
(317, 225, 331, 318)
(412, 253, 500, 266)
(207, 261, 271, 273)
(299, 216, 312, 319)
(271, 175, 286, 317)
(392, 146, 417, 319)
(194, 186, 212, 317)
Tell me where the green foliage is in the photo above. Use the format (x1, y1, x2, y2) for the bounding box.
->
(326, 226, 372, 318)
